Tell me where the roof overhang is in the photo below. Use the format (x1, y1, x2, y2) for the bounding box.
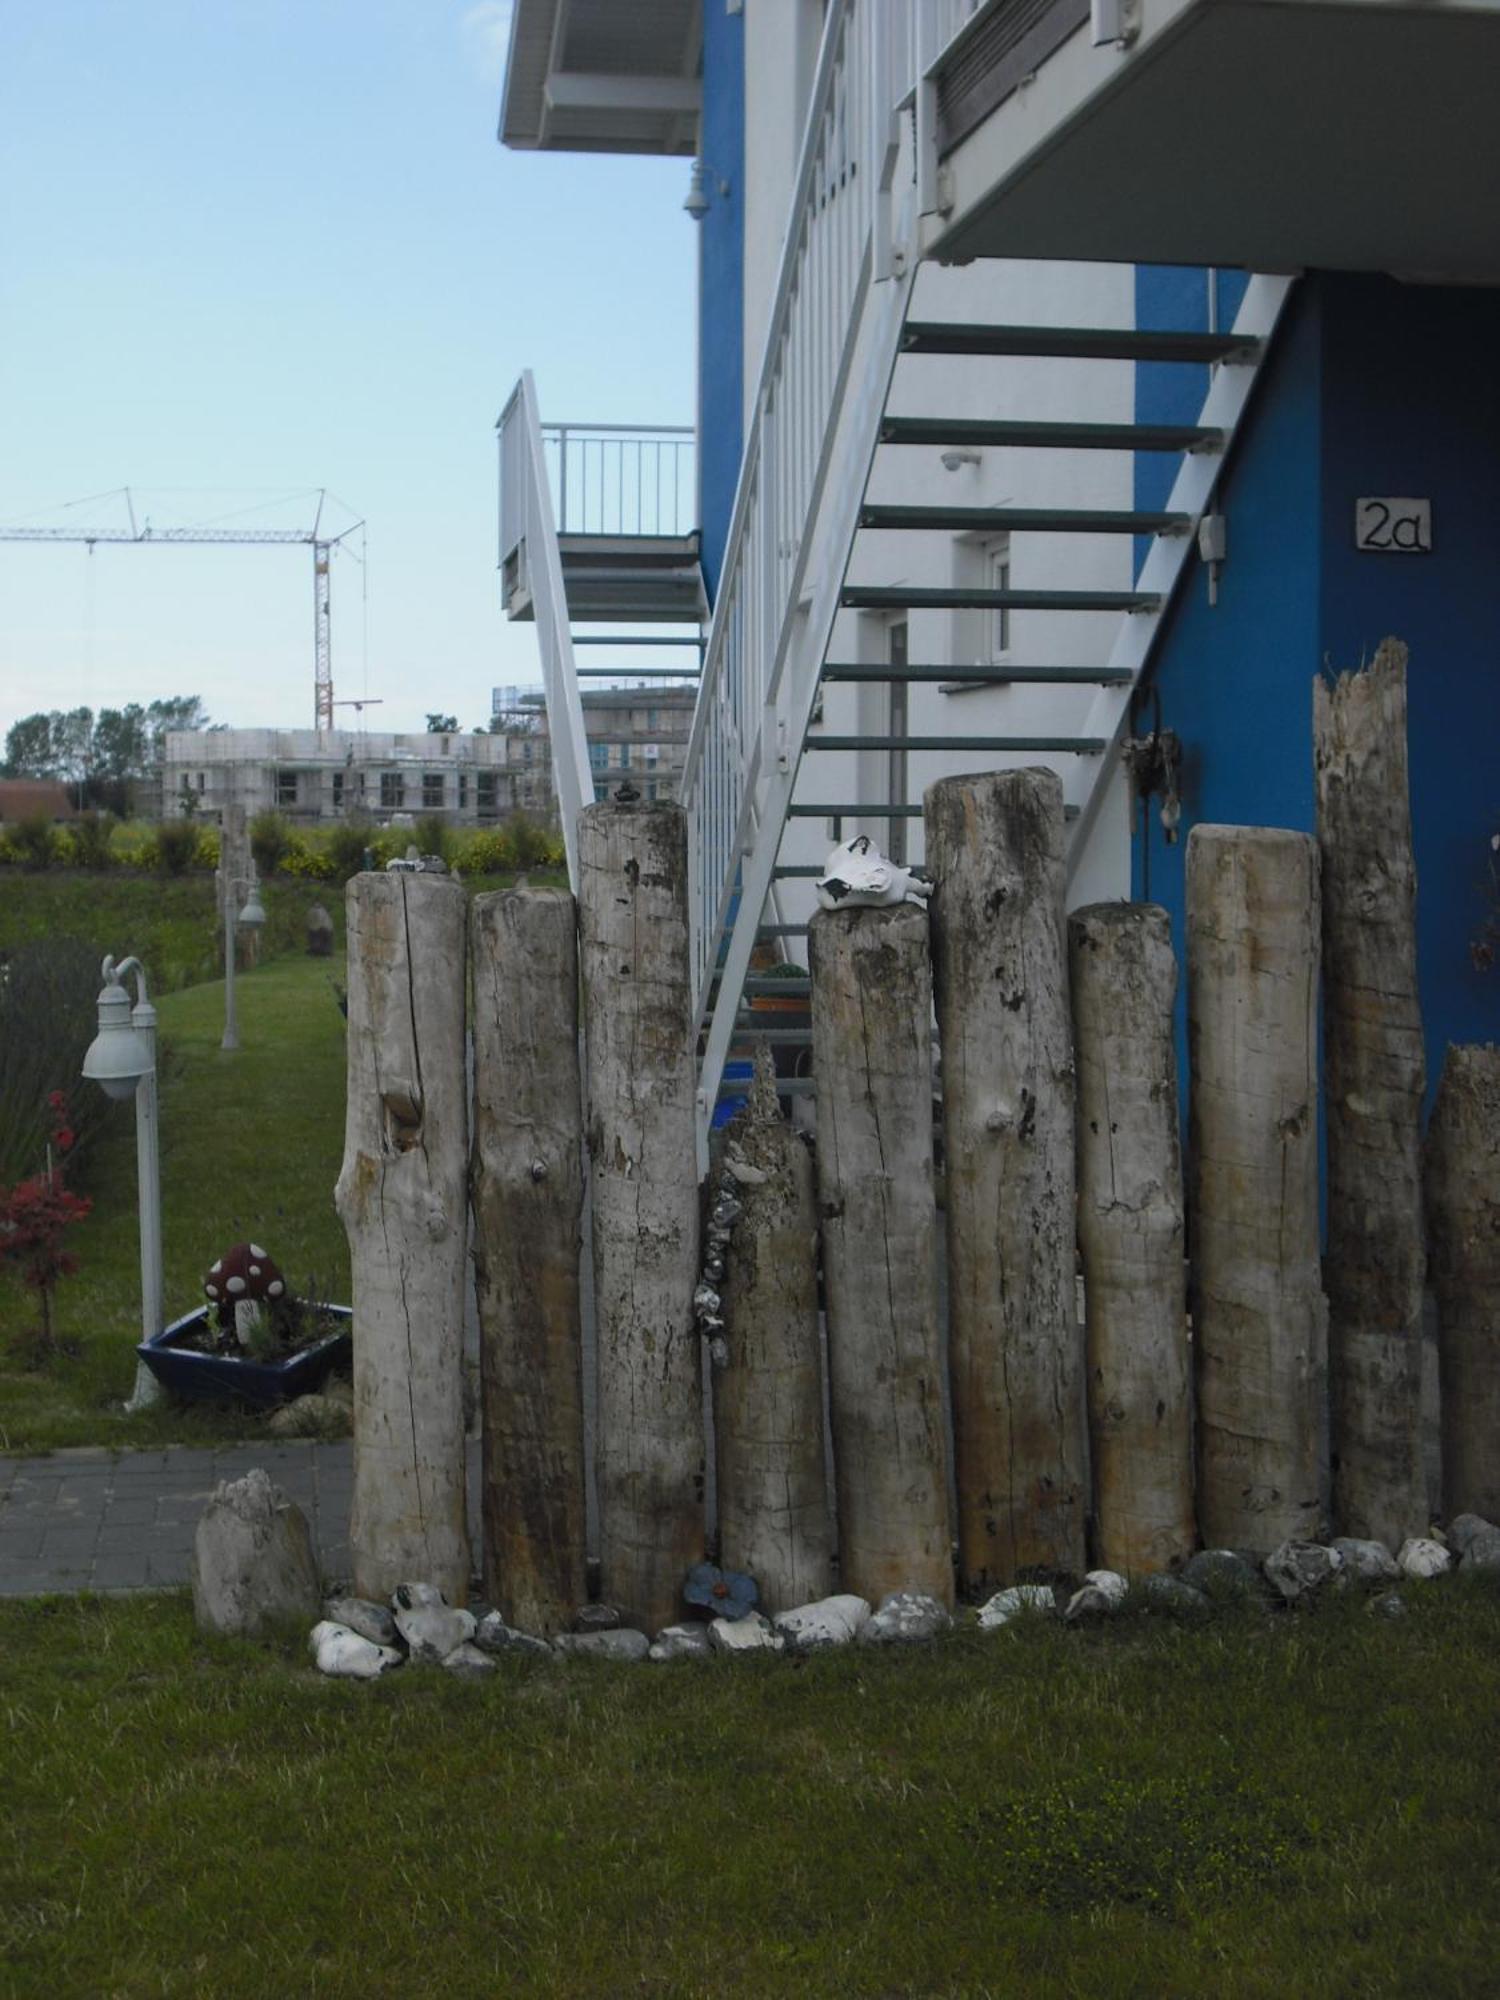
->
(927, 0, 1500, 285)
(501, 0, 701, 155)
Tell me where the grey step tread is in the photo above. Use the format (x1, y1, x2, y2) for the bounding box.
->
(898, 322, 1261, 364)
(840, 585, 1158, 612)
(820, 662, 1131, 684)
(858, 504, 1190, 534)
(570, 634, 702, 646)
(772, 865, 826, 878)
(787, 801, 1081, 819)
(573, 667, 700, 678)
(806, 734, 1106, 753)
(879, 416, 1223, 453)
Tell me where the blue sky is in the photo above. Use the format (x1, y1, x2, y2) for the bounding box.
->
(0, 1, 696, 744)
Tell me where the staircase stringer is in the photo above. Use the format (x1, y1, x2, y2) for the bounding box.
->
(1064, 273, 1298, 888)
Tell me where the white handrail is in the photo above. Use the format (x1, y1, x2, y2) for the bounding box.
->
(496, 371, 593, 886)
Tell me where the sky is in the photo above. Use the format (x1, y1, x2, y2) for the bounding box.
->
(0, 0, 697, 746)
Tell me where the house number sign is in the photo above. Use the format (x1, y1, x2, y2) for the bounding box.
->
(1355, 496, 1432, 553)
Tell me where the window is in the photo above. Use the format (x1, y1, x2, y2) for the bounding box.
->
(457, 772, 468, 810)
(594, 780, 610, 802)
(196, 772, 206, 793)
(646, 707, 660, 731)
(476, 771, 498, 822)
(989, 542, 1012, 659)
(332, 773, 345, 811)
(276, 770, 298, 808)
(380, 772, 405, 811)
(422, 772, 444, 810)
(646, 780, 659, 803)
(589, 741, 608, 769)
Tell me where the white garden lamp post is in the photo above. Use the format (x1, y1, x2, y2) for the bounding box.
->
(82, 955, 164, 1413)
(218, 866, 267, 1052)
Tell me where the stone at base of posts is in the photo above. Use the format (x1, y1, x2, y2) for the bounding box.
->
(1397, 1537, 1451, 1580)
(393, 1587, 477, 1663)
(648, 1623, 714, 1663)
(554, 1628, 651, 1662)
(1330, 1539, 1400, 1584)
(1265, 1540, 1345, 1603)
(707, 1611, 785, 1655)
(192, 1467, 322, 1638)
(473, 1611, 553, 1657)
(859, 1592, 953, 1645)
(976, 1584, 1057, 1630)
(1143, 1573, 1211, 1618)
(324, 1595, 399, 1648)
(310, 1620, 404, 1678)
(267, 1391, 353, 1439)
(1180, 1548, 1262, 1597)
(573, 1603, 622, 1633)
(442, 1641, 497, 1677)
(773, 1594, 872, 1650)
(1367, 1589, 1407, 1619)
(1463, 1528, 1500, 1573)
(1447, 1514, 1498, 1560)
(1064, 1572, 1128, 1622)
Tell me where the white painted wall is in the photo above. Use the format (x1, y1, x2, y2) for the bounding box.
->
(741, 0, 825, 430)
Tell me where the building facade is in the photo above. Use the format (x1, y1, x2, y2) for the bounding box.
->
(160, 727, 526, 827)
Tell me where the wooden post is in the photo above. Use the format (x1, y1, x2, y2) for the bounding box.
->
(1425, 1045, 1500, 1521)
(470, 886, 587, 1635)
(578, 799, 702, 1634)
(335, 872, 470, 1603)
(926, 769, 1084, 1588)
(1188, 825, 1327, 1551)
(809, 902, 953, 1608)
(1314, 640, 1428, 1546)
(714, 1050, 833, 1613)
(1069, 902, 1193, 1574)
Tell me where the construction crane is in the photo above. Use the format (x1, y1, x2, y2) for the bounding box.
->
(0, 487, 364, 731)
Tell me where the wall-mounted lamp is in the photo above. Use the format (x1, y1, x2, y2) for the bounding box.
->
(684, 158, 731, 221)
(940, 448, 982, 473)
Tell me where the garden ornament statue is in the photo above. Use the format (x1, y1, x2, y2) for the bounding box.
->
(815, 834, 933, 912)
(204, 1241, 287, 1346)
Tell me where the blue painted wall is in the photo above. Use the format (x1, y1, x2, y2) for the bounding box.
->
(1132, 272, 1500, 1109)
(696, 0, 745, 604)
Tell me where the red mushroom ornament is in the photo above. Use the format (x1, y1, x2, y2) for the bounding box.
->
(204, 1242, 287, 1346)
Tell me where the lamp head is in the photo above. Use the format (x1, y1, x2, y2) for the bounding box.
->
(238, 877, 267, 928)
(82, 974, 151, 1100)
(683, 159, 709, 221)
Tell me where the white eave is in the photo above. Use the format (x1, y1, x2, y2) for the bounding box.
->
(501, 0, 702, 156)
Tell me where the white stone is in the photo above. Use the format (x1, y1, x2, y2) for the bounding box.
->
(1330, 1538, 1400, 1583)
(1265, 1540, 1345, 1603)
(772, 1594, 872, 1651)
(1064, 1583, 1120, 1622)
(323, 1595, 398, 1648)
(648, 1622, 714, 1663)
(859, 1591, 953, 1645)
(1397, 1537, 1452, 1580)
(976, 1584, 1056, 1630)
(442, 1641, 497, 1677)
(267, 1392, 353, 1439)
(706, 1610, 785, 1654)
(310, 1620, 404, 1679)
(1463, 1528, 1500, 1573)
(473, 1611, 552, 1658)
(191, 1467, 322, 1639)
(393, 1580, 447, 1612)
(394, 1599, 477, 1663)
(1446, 1514, 1497, 1559)
(1084, 1569, 1128, 1605)
(553, 1628, 651, 1662)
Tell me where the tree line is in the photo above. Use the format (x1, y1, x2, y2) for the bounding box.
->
(2, 697, 213, 813)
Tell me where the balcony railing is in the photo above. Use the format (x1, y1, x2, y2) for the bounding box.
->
(542, 422, 695, 539)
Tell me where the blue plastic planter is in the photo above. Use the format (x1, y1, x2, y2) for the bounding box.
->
(137, 1304, 352, 1409)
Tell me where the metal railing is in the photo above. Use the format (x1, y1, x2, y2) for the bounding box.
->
(494, 372, 593, 886)
(542, 423, 695, 539)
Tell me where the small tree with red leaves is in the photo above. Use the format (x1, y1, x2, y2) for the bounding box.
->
(0, 1094, 92, 1366)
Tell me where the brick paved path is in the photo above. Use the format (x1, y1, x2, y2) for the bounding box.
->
(0, 1441, 484, 1596)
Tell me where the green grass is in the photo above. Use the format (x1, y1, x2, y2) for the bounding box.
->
(0, 952, 351, 1452)
(2, 1581, 1499, 1996)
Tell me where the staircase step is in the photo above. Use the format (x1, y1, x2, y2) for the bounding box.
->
(899, 322, 1261, 364)
(573, 667, 700, 679)
(880, 416, 1222, 453)
(858, 504, 1190, 535)
(772, 864, 826, 878)
(841, 585, 1158, 613)
(821, 663, 1131, 684)
(570, 634, 702, 646)
(806, 735, 1106, 754)
(788, 801, 1081, 820)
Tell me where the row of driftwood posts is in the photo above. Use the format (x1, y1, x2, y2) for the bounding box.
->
(335, 641, 1497, 1620)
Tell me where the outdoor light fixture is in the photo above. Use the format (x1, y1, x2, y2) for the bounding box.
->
(238, 874, 267, 930)
(219, 861, 266, 1051)
(683, 158, 731, 221)
(82, 955, 163, 1411)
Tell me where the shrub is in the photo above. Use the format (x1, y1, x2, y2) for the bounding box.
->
(153, 818, 199, 875)
(0, 939, 121, 1184)
(249, 809, 292, 875)
(323, 816, 377, 882)
(281, 832, 337, 882)
(12, 814, 57, 870)
(69, 811, 116, 871)
(452, 828, 512, 877)
(414, 813, 452, 865)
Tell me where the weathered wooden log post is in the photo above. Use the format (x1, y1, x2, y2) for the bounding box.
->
(926, 769, 1084, 1588)
(470, 886, 587, 1636)
(1188, 824, 1327, 1551)
(1069, 902, 1193, 1574)
(578, 798, 702, 1634)
(1314, 640, 1428, 1547)
(810, 902, 953, 1607)
(713, 1049, 833, 1613)
(335, 872, 470, 1603)
(1425, 1045, 1500, 1522)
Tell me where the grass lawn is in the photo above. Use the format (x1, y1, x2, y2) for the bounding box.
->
(3, 1580, 1499, 1996)
(0, 951, 350, 1453)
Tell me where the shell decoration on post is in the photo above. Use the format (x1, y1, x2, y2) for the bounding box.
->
(814, 834, 932, 911)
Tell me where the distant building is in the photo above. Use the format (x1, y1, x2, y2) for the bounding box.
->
(0, 779, 76, 825)
(490, 683, 695, 808)
(159, 728, 525, 826)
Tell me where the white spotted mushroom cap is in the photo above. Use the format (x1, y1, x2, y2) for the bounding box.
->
(204, 1242, 287, 1307)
